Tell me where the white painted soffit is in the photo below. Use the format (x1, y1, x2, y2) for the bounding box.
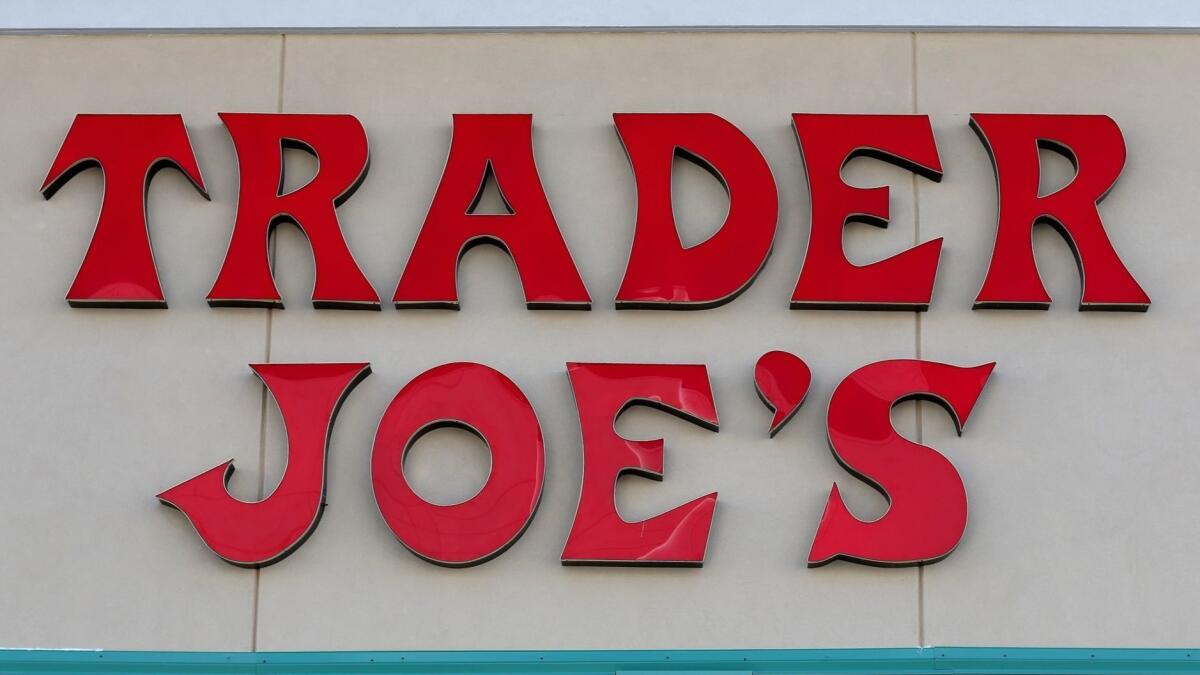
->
(3, 0, 1200, 33)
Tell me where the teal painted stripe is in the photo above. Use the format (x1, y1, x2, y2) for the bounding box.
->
(0, 647, 1196, 674)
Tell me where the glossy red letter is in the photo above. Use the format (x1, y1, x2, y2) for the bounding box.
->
(158, 362, 370, 568)
(208, 113, 379, 309)
(971, 114, 1150, 310)
(791, 114, 944, 310)
(562, 363, 719, 566)
(42, 114, 208, 308)
(372, 362, 544, 567)
(614, 113, 778, 308)
(393, 114, 590, 309)
(809, 359, 994, 567)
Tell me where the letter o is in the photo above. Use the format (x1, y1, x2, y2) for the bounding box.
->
(372, 362, 544, 567)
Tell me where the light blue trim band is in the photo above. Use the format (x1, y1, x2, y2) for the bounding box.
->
(0, 647, 1197, 673)
(3, 0, 1200, 33)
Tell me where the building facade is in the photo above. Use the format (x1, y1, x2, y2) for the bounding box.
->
(1, 2, 1198, 673)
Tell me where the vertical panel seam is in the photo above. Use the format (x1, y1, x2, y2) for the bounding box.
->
(911, 29, 927, 649)
(251, 30, 287, 655)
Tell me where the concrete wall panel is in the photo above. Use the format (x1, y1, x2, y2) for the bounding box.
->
(0, 35, 282, 650)
(0, 31, 1194, 652)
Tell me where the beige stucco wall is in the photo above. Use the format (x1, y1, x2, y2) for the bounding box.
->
(1, 32, 1196, 651)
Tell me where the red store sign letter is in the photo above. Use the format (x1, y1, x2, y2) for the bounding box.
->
(371, 362, 545, 567)
(791, 114, 944, 310)
(561, 362, 719, 566)
(207, 113, 379, 309)
(158, 362, 370, 568)
(971, 113, 1150, 310)
(42, 113, 208, 308)
(614, 113, 778, 309)
(809, 359, 994, 567)
(393, 114, 591, 310)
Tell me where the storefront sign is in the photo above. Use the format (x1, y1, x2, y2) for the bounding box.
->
(42, 111, 1148, 570)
